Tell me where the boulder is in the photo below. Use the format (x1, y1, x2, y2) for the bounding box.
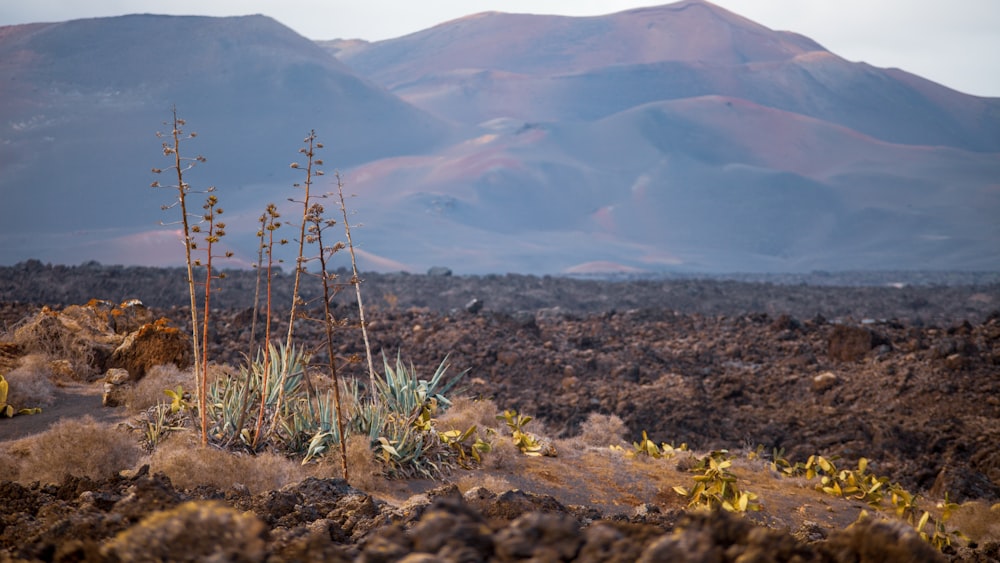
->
(110, 319, 192, 381)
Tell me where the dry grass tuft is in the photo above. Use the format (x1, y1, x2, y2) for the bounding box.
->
(4, 354, 57, 407)
(949, 501, 1000, 543)
(484, 433, 522, 471)
(342, 434, 388, 492)
(124, 363, 190, 414)
(455, 473, 514, 495)
(438, 396, 503, 433)
(10, 311, 103, 380)
(11, 416, 141, 484)
(0, 444, 23, 481)
(579, 412, 629, 447)
(148, 433, 309, 494)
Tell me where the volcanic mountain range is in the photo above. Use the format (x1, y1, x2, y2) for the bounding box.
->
(1, 1, 998, 273)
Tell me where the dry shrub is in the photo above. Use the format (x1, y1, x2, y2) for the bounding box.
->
(11, 311, 106, 380)
(148, 434, 309, 494)
(456, 473, 514, 495)
(484, 433, 521, 471)
(579, 412, 628, 447)
(949, 501, 1000, 543)
(438, 396, 503, 434)
(342, 434, 388, 492)
(437, 397, 528, 470)
(0, 444, 23, 481)
(14, 415, 141, 484)
(125, 363, 190, 414)
(4, 354, 57, 407)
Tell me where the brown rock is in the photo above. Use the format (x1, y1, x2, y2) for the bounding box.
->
(109, 319, 192, 381)
(828, 325, 874, 362)
(812, 371, 839, 393)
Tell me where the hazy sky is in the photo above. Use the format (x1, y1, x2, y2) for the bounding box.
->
(1, 1, 998, 97)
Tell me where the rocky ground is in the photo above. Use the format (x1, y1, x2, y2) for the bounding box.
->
(1, 263, 999, 561)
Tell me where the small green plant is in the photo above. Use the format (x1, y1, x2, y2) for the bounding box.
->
(497, 409, 547, 456)
(0, 373, 42, 417)
(632, 430, 662, 458)
(164, 385, 191, 414)
(765, 447, 966, 551)
(141, 402, 186, 451)
(627, 430, 688, 459)
(440, 426, 493, 469)
(674, 450, 761, 513)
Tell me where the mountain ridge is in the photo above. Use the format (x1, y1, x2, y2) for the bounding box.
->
(1, 3, 998, 273)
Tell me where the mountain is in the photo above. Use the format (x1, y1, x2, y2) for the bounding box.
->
(334, 2, 1000, 152)
(0, 14, 452, 267)
(326, 1, 1000, 273)
(2, 2, 998, 274)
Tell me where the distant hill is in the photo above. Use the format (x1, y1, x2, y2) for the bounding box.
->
(0, 14, 452, 267)
(2, 2, 998, 273)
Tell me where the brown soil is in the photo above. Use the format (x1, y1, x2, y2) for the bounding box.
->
(1, 268, 999, 561)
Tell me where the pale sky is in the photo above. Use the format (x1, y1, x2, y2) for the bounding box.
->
(1, 1, 998, 97)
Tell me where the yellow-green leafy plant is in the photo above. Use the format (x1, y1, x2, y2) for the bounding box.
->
(627, 430, 688, 459)
(0, 373, 42, 417)
(632, 430, 662, 458)
(497, 409, 547, 456)
(164, 385, 190, 414)
(440, 425, 493, 469)
(674, 450, 761, 513)
(767, 447, 966, 551)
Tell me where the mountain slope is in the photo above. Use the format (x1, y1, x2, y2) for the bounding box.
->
(0, 14, 452, 266)
(1, 3, 998, 273)
(335, 1, 1000, 152)
(338, 95, 999, 273)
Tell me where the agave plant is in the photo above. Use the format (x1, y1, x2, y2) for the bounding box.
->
(207, 342, 308, 450)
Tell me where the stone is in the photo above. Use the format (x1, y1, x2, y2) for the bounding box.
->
(828, 325, 875, 362)
(812, 371, 839, 393)
(102, 367, 132, 407)
(464, 298, 484, 314)
(109, 319, 192, 381)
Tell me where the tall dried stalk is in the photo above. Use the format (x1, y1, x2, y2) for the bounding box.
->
(190, 195, 231, 447)
(248, 211, 267, 359)
(272, 131, 322, 429)
(304, 202, 349, 480)
(335, 173, 377, 400)
(252, 204, 283, 448)
(151, 107, 206, 444)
